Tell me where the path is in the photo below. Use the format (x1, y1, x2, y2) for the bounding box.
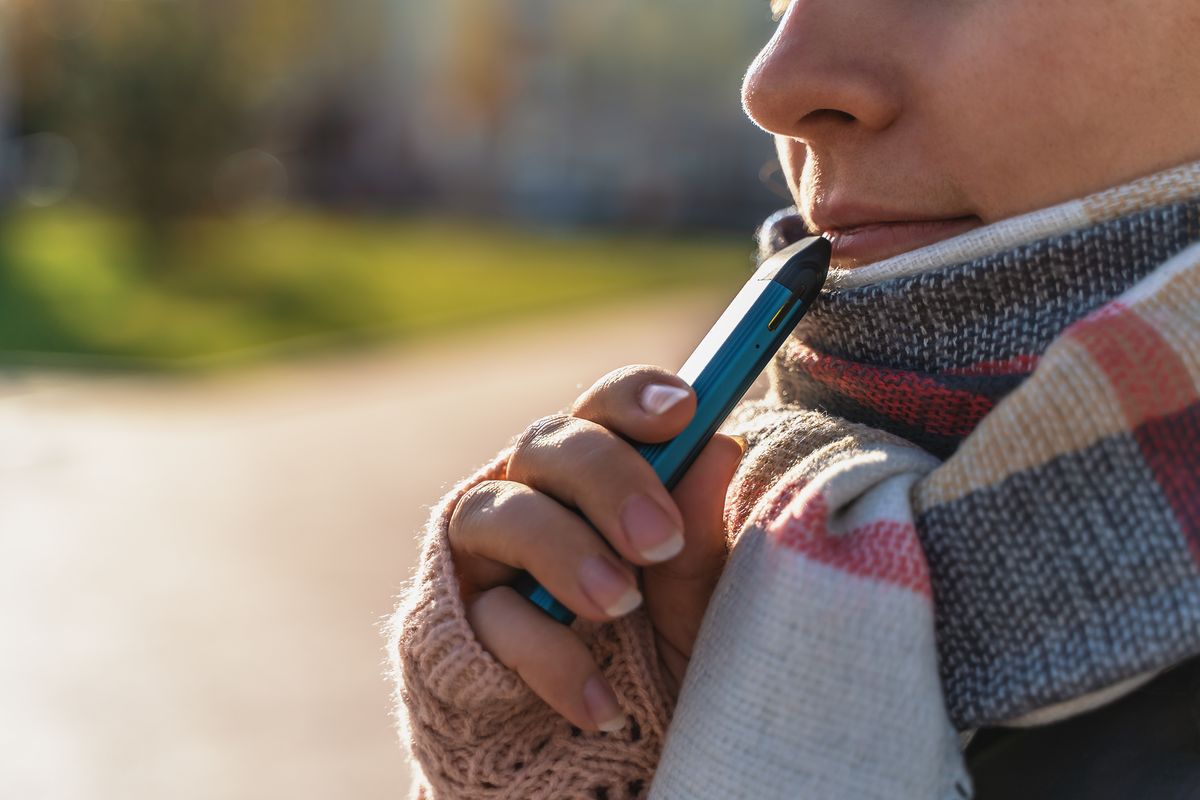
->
(0, 288, 738, 800)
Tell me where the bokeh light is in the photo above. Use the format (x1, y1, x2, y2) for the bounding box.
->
(15, 131, 78, 206)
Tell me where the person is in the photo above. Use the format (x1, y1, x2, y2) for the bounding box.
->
(387, 1, 1200, 797)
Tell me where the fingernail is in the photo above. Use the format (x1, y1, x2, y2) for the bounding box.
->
(730, 434, 748, 456)
(579, 555, 642, 617)
(639, 383, 690, 416)
(583, 675, 626, 732)
(621, 494, 684, 562)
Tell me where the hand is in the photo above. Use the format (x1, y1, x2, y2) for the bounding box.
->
(447, 365, 745, 733)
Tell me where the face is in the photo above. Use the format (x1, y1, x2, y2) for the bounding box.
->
(745, 0, 1200, 267)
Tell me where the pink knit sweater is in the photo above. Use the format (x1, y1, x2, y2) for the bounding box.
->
(388, 446, 686, 799)
(387, 373, 843, 799)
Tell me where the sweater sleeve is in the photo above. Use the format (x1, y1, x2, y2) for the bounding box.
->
(387, 445, 677, 799)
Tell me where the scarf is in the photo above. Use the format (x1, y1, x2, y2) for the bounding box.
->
(648, 162, 1200, 799)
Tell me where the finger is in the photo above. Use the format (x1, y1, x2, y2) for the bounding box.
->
(449, 480, 642, 621)
(570, 364, 695, 444)
(645, 433, 746, 651)
(467, 586, 627, 733)
(447, 481, 522, 595)
(509, 414, 685, 566)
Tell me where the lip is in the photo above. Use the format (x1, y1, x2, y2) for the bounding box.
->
(815, 210, 982, 268)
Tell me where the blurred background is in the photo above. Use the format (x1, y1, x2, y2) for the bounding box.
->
(0, 1, 782, 797)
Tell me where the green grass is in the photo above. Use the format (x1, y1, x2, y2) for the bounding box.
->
(0, 208, 754, 370)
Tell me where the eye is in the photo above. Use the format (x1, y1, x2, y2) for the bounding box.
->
(769, 0, 790, 21)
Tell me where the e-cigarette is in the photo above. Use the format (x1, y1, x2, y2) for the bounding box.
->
(512, 235, 831, 625)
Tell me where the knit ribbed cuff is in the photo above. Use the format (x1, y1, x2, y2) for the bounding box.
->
(390, 447, 531, 712)
(389, 444, 680, 799)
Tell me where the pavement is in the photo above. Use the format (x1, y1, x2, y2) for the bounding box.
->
(0, 287, 735, 800)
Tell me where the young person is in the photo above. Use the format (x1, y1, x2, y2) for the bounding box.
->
(389, 1, 1200, 797)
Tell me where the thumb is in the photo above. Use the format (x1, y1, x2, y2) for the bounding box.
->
(643, 432, 746, 638)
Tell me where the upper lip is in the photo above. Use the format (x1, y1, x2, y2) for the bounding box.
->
(808, 202, 977, 233)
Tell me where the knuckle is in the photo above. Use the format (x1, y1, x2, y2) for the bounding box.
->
(513, 413, 574, 461)
(510, 414, 618, 485)
(449, 480, 505, 541)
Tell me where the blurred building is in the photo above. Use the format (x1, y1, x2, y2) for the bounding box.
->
(387, 0, 784, 231)
(1, 1, 785, 231)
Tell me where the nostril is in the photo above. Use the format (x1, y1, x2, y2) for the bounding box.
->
(804, 108, 857, 124)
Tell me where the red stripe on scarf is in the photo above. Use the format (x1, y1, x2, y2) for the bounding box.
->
(770, 487, 931, 598)
(1135, 403, 1200, 558)
(1070, 302, 1200, 556)
(787, 341, 995, 438)
(1068, 302, 1199, 425)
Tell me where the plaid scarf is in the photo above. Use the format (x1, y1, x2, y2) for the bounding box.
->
(649, 163, 1200, 799)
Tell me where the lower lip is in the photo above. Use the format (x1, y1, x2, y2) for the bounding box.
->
(824, 217, 982, 267)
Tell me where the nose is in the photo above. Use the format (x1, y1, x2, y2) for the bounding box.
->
(742, 1, 902, 139)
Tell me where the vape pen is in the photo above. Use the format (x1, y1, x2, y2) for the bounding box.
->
(512, 235, 831, 624)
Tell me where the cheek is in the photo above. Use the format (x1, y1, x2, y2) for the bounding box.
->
(917, 0, 1147, 219)
(775, 137, 807, 200)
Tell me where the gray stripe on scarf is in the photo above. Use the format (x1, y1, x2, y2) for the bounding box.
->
(919, 430, 1200, 728)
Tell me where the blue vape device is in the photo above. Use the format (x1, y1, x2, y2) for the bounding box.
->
(512, 235, 831, 624)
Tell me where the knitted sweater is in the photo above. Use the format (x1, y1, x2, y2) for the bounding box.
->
(387, 162, 1200, 799)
